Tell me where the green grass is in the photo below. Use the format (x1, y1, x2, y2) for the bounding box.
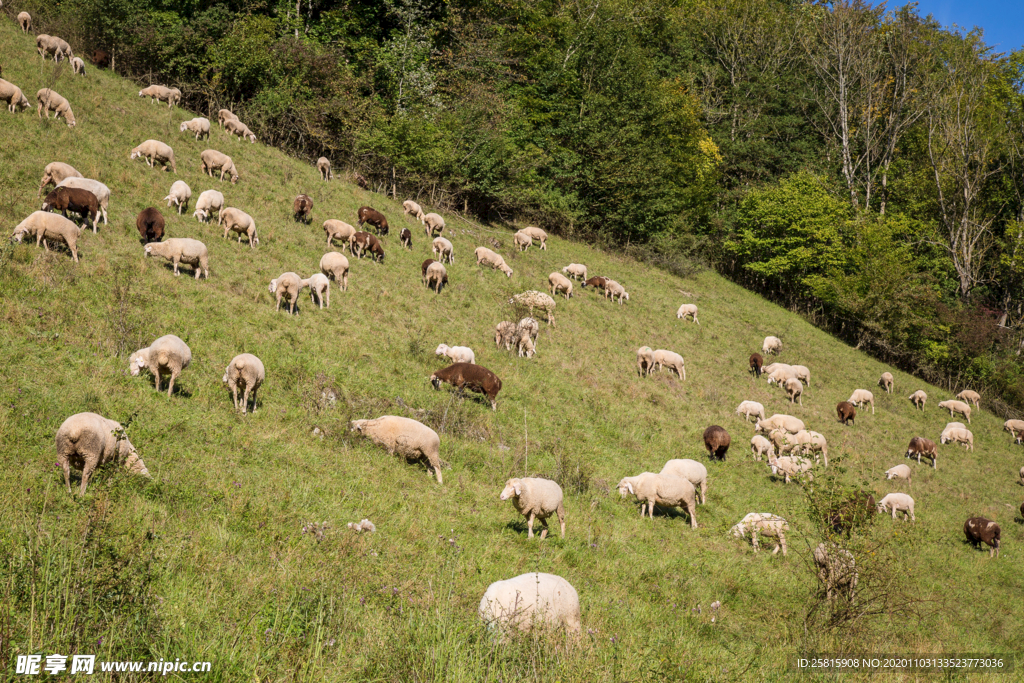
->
(1, 17, 1023, 682)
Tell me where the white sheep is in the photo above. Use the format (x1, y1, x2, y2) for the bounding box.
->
(956, 389, 981, 408)
(652, 349, 685, 380)
(879, 372, 894, 394)
(36, 35, 72, 62)
(730, 513, 789, 555)
(762, 336, 782, 355)
(908, 389, 927, 410)
(767, 455, 813, 483)
(736, 400, 765, 422)
(1003, 419, 1024, 445)
(222, 353, 265, 414)
(316, 157, 333, 181)
(305, 273, 331, 309)
(38, 162, 81, 197)
(36, 88, 75, 127)
(766, 367, 797, 385)
(604, 279, 629, 304)
(755, 414, 805, 434)
(324, 219, 356, 250)
(750, 435, 775, 461)
(192, 190, 224, 223)
(676, 303, 699, 324)
(164, 180, 192, 214)
(424, 261, 448, 293)
(130, 140, 176, 172)
(660, 459, 708, 504)
(219, 207, 259, 248)
(218, 109, 239, 127)
(784, 377, 803, 405)
(200, 149, 239, 183)
(129, 335, 192, 396)
(517, 331, 536, 358)
(432, 236, 454, 264)
(510, 291, 556, 326)
(516, 317, 539, 351)
(179, 117, 211, 141)
(55, 178, 109, 224)
(521, 226, 548, 250)
(494, 321, 517, 350)
(403, 199, 425, 222)
(55, 413, 149, 495)
(474, 247, 513, 277)
(269, 273, 307, 314)
(320, 252, 350, 292)
(435, 344, 476, 365)
(548, 272, 574, 300)
(145, 238, 209, 279)
(18, 12, 31, 32)
(70, 56, 86, 76)
(885, 464, 911, 482)
(138, 84, 181, 108)
(938, 399, 971, 423)
(12, 211, 82, 262)
(814, 543, 857, 601)
(617, 472, 697, 528)
(0, 78, 31, 113)
(562, 264, 587, 281)
(423, 212, 445, 236)
(478, 573, 580, 634)
(940, 426, 974, 451)
(847, 389, 875, 414)
(499, 478, 566, 538)
(790, 365, 811, 386)
(350, 416, 444, 483)
(513, 230, 533, 251)
(225, 118, 256, 143)
(877, 493, 915, 521)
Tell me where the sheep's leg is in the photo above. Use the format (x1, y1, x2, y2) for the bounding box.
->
(172, 258, 180, 276)
(167, 370, 177, 397)
(250, 387, 258, 413)
(751, 530, 759, 552)
(62, 459, 72, 494)
(527, 513, 535, 538)
(243, 386, 252, 414)
(153, 371, 161, 394)
(79, 464, 94, 495)
(687, 502, 697, 528)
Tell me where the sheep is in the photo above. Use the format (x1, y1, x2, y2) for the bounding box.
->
(784, 377, 803, 405)
(11, 211, 81, 262)
(906, 436, 938, 468)
(350, 416, 444, 483)
(908, 390, 927, 410)
(36, 89, 75, 127)
(762, 336, 782, 355)
(403, 200, 425, 222)
(200, 149, 239, 183)
(400, 228, 412, 249)
(268, 272, 307, 315)
(435, 344, 476, 365)
(423, 212, 445, 236)
(651, 349, 686, 380)
(136, 207, 165, 243)
(293, 194, 313, 223)
(316, 157, 333, 181)
(222, 354, 265, 414)
(305, 273, 330, 309)
(430, 363, 502, 411)
(475, 247, 513, 277)
(836, 401, 856, 425)
(763, 362, 791, 374)
(70, 56, 86, 76)
(847, 389, 875, 414)
(179, 117, 210, 141)
(730, 513, 789, 555)
(432, 237, 454, 264)
(940, 426, 974, 451)
(513, 230, 533, 251)
(660, 459, 708, 504)
(324, 219, 356, 250)
(790, 365, 811, 386)
(877, 493, 915, 521)
(521, 226, 548, 250)
(36, 35, 72, 62)
(885, 464, 912, 482)
(938, 399, 971, 423)
(604, 279, 629, 304)
(38, 162, 81, 197)
(217, 109, 239, 128)
(956, 389, 981, 409)
(964, 518, 1000, 558)
(562, 264, 587, 281)
(478, 573, 580, 634)
(54, 178, 109, 225)
(582, 276, 608, 292)
(495, 321, 517, 350)
(55, 413, 149, 496)
(192, 190, 224, 223)
(749, 353, 763, 378)
(499, 478, 566, 539)
(424, 261, 448, 293)
(736, 400, 766, 422)
(130, 140, 176, 172)
(352, 231, 384, 261)
(90, 50, 110, 68)
(1003, 419, 1024, 445)
(703, 425, 731, 461)
(0, 78, 30, 113)
(813, 543, 857, 601)
(219, 207, 259, 248)
(353, 172, 369, 189)
(138, 85, 181, 108)
(879, 372, 894, 394)
(129, 334, 192, 396)
(18, 12, 31, 32)
(617, 472, 697, 527)
(41, 186, 99, 231)
(164, 180, 192, 215)
(755, 414, 805, 434)
(319, 252, 350, 292)
(510, 291, 556, 326)
(766, 367, 797, 386)
(357, 206, 389, 235)
(145, 238, 209, 279)
(767, 455, 814, 483)
(676, 303, 699, 324)
(750, 435, 775, 461)
(548, 272, 574, 300)
(225, 118, 256, 143)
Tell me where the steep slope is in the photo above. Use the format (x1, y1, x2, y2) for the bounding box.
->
(1, 19, 1022, 681)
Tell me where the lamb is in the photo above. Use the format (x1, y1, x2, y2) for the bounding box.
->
(513, 230, 533, 251)
(877, 493, 915, 521)
(964, 518, 1001, 558)
(616, 472, 698, 527)
(324, 219, 356, 250)
(703, 425, 731, 461)
(562, 264, 587, 281)
(219, 207, 259, 248)
(767, 455, 814, 483)
(305, 273, 330, 309)
(55, 413, 149, 495)
(222, 354, 265, 414)
(36, 89, 75, 127)
(956, 389, 981, 409)
(432, 237, 454, 264)
(499, 478, 566, 539)
(909, 390, 927, 410)
(938, 399, 971, 423)
(475, 247, 513, 277)
(11, 211, 82, 262)
(18, 11, 31, 32)
(847, 389, 875, 414)
(940, 426, 974, 451)
(521, 226, 548, 250)
(319, 252, 350, 292)
(478, 573, 580, 634)
(749, 353, 763, 378)
(510, 291, 556, 326)
(71, 57, 86, 76)
(755, 414, 805, 434)
(135, 208, 165, 243)
(41, 186, 99, 231)
(138, 85, 181, 108)
(735, 400, 765, 422)
(218, 109, 238, 128)
(762, 336, 782, 355)
(400, 228, 412, 249)
(163, 180, 192, 215)
(350, 416, 444, 483)
(36, 35, 73, 62)
(730, 513, 789, 555)
(293, 194, 313, 223)
(516, 321, 538, 358)
(38, 162, 81, 197)
(906, 436, 938, 468)
(676, 303, 699, 324)
(145, 238, 209, 279)
(604, 279, 629, 304)
(423, 213, 445, 236)
(836, 401, 856, 425)
(316, 157, 333, 181)
(129, 334, 192, 396)
(435, 344, 476, 365)
(548, 272, 574, 300)
(784, 377, 803, 406)
(0, 79, 30, 113)
(430, 363, 502, 411)
(200, 149, 239, 183)
(130, 140, 176, 172)
(494, 321, 517, 350)
(179, 117, 210, 141)
(652, 349, 686, 380)
(879, 372, 894, 394)
(1003, 419, 1024, 444)
(268, 273, 307, 315)
(357, 206, 389, 235)
(750, 435, 775, 461)
(225, 118, 256, 143)
(660, 459, 708, 504)
(885, 464, 912, 482)
(813, 543, 857, 601)
(424, 261, 448, 293)
(403, 200, 425, 222)
(192, 190, 224, 222)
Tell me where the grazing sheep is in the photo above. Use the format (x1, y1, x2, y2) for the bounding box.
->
(145, 238, 209, 279)
(510, 291, 556, 326)
(424, 261, 448, 293)
(879, 372, 894, 394)
(90, 50, 110, 67)
(129, 334, 192, 396)
(499, 478, 566, 539)
(651, 349, 686, 380)
(790, 365, 811, 386)
(225, 118, 256, 143)
(163, 180, 192, 215)
(179, 117, 210, 141)
(877, 493, 915, 521)
(70, 56, 86, 76)
(956, 389, 981, 409)
(38, 162, 81, 197)
(582, 276, 608, 292)
(1003, 419, 1024, 445)
(516, 329, 536, 359)
(432, 236, 454, 264)
(293, 194, 313, 223)
(403, 200, 425, 222)
(562, 264, 587, 281)
(604, 279, 629, 304)
(516, 317, 539, 350)
(801, 431, 829, 467)
(222, 354, 265, 414)
(135, 208, 164, 243)
(750, 435, 775, 461)
(521, 226, 548, 250)
(938, 399, 971, 423)
(494, 321, 517, 350)
(784, 377, 803, 405)
(660, 459, 708, 504)
(192, 190, 224, 223)
(36, 35, 72, 62)
(940, 426, 974, 451)
(435, 344, 476, 365)
(357, 206, 389, 235)
(219, 207, 259, 248)
(421, 258, 437, 279)
(767, 455, 814, 483)
(847, 389, 875, 414)
(316, 157, 333, 181)
(352, 231, 385, 261)
(906, 436, 938, 468)
(400, 228, 412, 249)
(200, 149, 239, 183)
(42, 186, 99, 231)
(324, 219, 356, 250)
(55, 413, 149, 496)
(11, 211, 81, 262)
(736, 400, 766, 422)
(766, 367, 797, 386)
(430, 363, 502, 411)
(762, 336, 782, 355)
(703, 425, 731, 461)
(676, 303, 699, 324)
(908, 390, 927, 410)
(964, 518, 1000, 558)
(423, 213, 445, 236)
(319, 252, 350, 292)
(548, 272, 574, 299)
(755, 414, 805, 434)
(763, 362, 791, 374)
(813, 543, 857, 601)
(730, 513, 789, 555)
(0, 78, 30, 113)
(350, 416, 444, 483)
(478, 573, 580, 634)
(36, 89, 75, 127)
(138, 85, 181, 107)
(513, 230, 533, 251)
(18, 12, 31, 32)
(218, 109, 239, 127)
(130, 140, 176, 172)
(836, 401, 856, 425)
(475, 247, 513, 277)
(749, 353, 763, 378)
(617, 472, 698, 527)
(305, 273, 330, 309)
(885, 464, 912, 482)
(268, 273, 307, 314)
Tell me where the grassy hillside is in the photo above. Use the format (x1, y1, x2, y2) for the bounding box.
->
(1, 18, 1022, 682)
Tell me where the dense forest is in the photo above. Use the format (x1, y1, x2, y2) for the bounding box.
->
(14, 0, 1024, 412)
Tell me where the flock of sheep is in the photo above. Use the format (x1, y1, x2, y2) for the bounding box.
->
(4, 13, 1019, 634)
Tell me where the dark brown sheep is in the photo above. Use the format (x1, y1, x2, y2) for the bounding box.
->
(351, 231, 381, 260)
(749, 353, 763, 378)
(430, 362, 502, 411)
(42, 186, 99, 230)
(703, 425, 731, 461)
(836, 401, 856, 425)
(136, 207, 165, 243)
(964, 517, 1000, 558)
(352, 172, 369, 190)
(90, 49, 110, 68)
(293, 194, 313, 223)
(421, 259, 437, 278)
(366, 238, 385, 262)
(582, 276, 608, 291)
(357, 206, 389, 235)
(400, 227, 412, 249)
(906, 436, 938, 468)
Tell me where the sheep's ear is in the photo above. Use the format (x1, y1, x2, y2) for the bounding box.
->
(514, 482, 521, 496)
(626, 482, 634, 495)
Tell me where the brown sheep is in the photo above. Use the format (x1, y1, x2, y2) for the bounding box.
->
(400, 227, 412, 249)
(703, 425, 731, 461)
(357, 206, 389, 235)
(749, 353, 763, 378)
(293, 194, 313, 223)
(906, 436, 938, 469)
(430, 362, 503, 411)
(91, 49, 110, 68)
(836, 401, 856, 425)
(42, 186, 99, 232)
(582, 276, 608, 293)
(351, 231, 384, 261)
(353, 172, 369, 189)
(136, 207, 165, 243)
(964, 517, 1000, 558)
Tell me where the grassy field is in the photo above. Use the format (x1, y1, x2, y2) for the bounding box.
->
(1, 16, 1023, 682)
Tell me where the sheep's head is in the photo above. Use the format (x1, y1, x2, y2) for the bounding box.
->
(435, 344, 450, 357)
(429, 373, 443, 390)
(144, 244, 154, 257)
(268, 279, 278, 293)
(729, 523, 747, 539)
(130, 149, 140, 160)
(128, 350, 147, 376)
(502, 266, 513, 278)
(11, 226, 29, 243)
(349, 420, 367, 434)
(616, 478, 634, 497)
(138, 90, 145, 97)
(124, 452, 150, 477)
(499, 479, 521, 501)
(179, 122, 188, 132)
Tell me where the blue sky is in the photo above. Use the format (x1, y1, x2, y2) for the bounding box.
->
(910, 0, 1024, 53)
